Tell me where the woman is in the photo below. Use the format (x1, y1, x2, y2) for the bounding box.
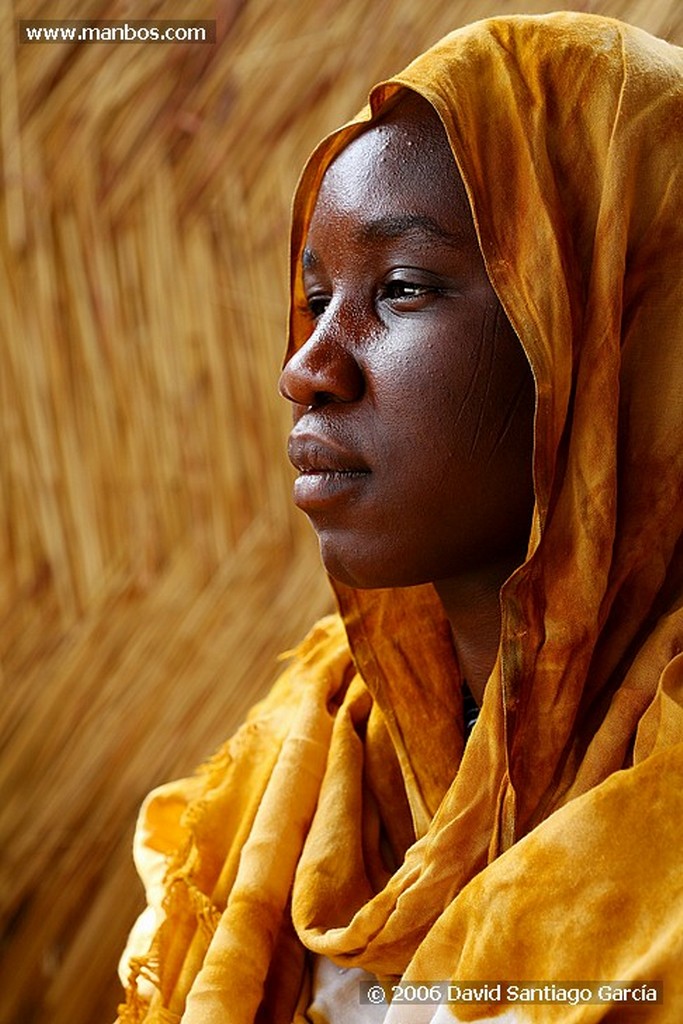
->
(118, 12, 683, 1023)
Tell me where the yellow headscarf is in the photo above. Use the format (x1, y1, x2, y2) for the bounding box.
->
(118, 13, 683, 1023)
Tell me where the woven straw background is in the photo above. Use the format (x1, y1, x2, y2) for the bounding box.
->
(1, 1, 680, 1022)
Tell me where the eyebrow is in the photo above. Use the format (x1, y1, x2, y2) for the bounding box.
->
(358, 213, 469, 248)
(302, 247, 318, 270)
(302, 212, 469, 269)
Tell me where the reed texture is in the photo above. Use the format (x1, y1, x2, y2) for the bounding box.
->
(1, 1, 680, 1021)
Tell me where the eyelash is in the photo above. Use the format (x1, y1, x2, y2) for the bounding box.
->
(303, 280, 443, 321)
(383, 280, 440, 303)
(305, 295, 330, 320)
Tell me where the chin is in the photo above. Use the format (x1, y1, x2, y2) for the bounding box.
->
(318, 537, 383, 590)
(320, 552, 377, 590)
(317, 535, 425, 591)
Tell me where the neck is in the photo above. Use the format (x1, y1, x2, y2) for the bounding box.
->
(433, 553, 520, 705)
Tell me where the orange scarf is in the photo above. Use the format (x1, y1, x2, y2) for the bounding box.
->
(118, 14, 683, 1023)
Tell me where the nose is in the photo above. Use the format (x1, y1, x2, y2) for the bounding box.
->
(278, 312, 364, 408)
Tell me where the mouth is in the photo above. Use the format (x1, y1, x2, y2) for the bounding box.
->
(287, 433, 371, 511)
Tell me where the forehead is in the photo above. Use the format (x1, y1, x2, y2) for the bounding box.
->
(308, 100, 476, 250)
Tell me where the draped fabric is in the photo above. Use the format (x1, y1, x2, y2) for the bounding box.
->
(117, 13, 683, 1023)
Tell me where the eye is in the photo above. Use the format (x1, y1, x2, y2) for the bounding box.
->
(304, 293, 331, 321)
(381, 278, 444, 310)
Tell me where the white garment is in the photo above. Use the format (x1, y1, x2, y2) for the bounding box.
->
(306, 958, 526, 1024)
(384, 1005, 524, 1024)
(306, 956, 387, 1023)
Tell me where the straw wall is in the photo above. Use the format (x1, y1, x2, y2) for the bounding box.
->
(1, 1, 680, 1022)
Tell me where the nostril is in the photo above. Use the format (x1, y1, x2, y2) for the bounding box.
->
(278, 371, 334, 411)
(278, 356, 311, 406)
(279, 329, 365, 407)
(278, 371, 293, 402)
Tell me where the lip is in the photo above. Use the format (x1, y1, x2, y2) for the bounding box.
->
(287, 432, 371, 511)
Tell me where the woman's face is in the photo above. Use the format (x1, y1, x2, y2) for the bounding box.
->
(279, 94, 535, 590)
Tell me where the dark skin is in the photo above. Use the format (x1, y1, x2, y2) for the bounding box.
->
(279, 94, 535, 703)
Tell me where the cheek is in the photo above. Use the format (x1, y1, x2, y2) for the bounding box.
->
(370, 312, 497, 457)
(373, 304, 534, 507)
